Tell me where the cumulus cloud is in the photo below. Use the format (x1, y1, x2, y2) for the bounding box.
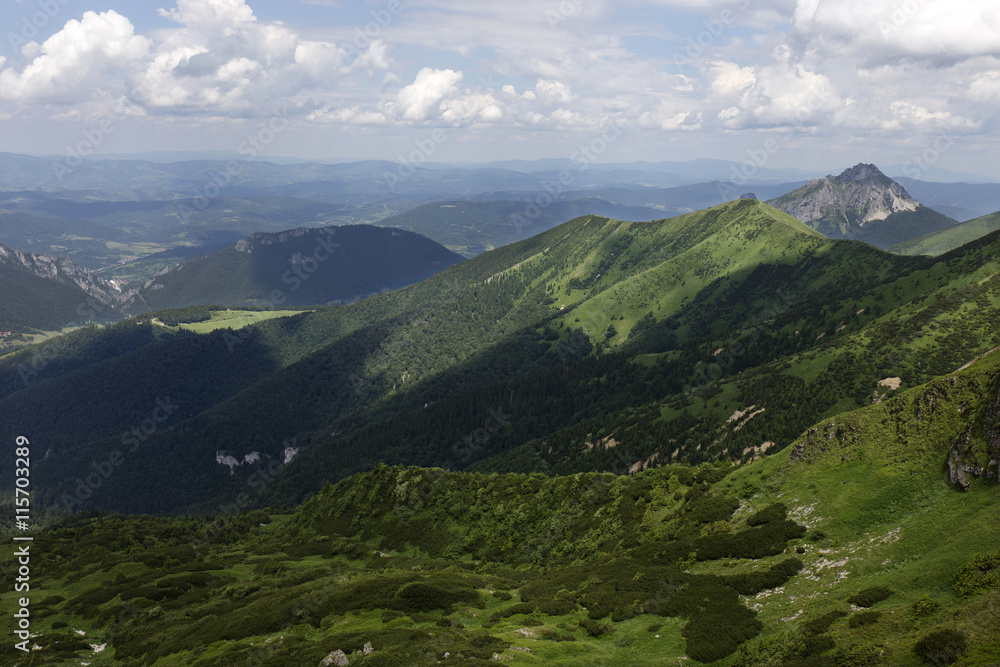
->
(0, 0, 371, 115)
(382, 68, 505, 125)
(129, 0, 356, 112)
(534, 79, 577, 105)
(792, 0, 1000, 66)
(713, 47, 841, 129)
(968, 69, 1000, 100)
(2, 0, 999, 164)
(708, 61, 756, 96)
(0, 11, 149, 103)
(391, 68, 463, 121)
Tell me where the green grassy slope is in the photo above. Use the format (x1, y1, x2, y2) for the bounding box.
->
(891, 210, 1000, 256)
(2, 349, 997, 665)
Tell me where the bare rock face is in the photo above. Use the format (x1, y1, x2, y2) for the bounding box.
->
(764, 162, 957, 248)
(949, 374, 1000, 490)
(770, 163, 919, 235)
(320, 650, 349, 667)
(0, 243, 122, 305)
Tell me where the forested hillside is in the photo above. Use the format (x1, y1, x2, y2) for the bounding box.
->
(6, 200, 1000, 516)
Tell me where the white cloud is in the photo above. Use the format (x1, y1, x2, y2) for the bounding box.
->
(714, 49, 841, 129)
(534, 79, 577, 105)
(157, 0, 256, 27)
(130, 0, 353, 113)
(0, 11, 150, 103)
(708, 61, 756, 96)
(391, 68, 463, 121)
(792, 0, 1000, 66)
(968, 70, 1000, 100)
(638, 106, 697, 131)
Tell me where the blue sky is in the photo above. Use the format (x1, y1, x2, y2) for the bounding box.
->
(1, 0, 998, 176)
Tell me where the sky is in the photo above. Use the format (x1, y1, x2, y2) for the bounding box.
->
(0, 0, 999, 176)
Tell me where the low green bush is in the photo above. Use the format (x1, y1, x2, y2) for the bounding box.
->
(911, 595, 939, 617)
(953, 551, 1000, 598)
(721, 557, 803, 595)
(396, 581, 479, 612)
(848, 586, 892, 608)
(536, 599, 576, 615)
(848, 611, 881, 628)
(490, 602, 534, 621)
(747, 502, 788, 526)
(803, 609, 847, 635)
(682, 604, 762, 663)
(914, 629, 966, 666)
(579, 619, 612, 637)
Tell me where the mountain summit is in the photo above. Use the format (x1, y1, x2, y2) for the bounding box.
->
(767, 163, 958, 248)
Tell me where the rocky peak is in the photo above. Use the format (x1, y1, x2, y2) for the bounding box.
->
(833, 163, 883, 184)
(766, 162, 933, 242)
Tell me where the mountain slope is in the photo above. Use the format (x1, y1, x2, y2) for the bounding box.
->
(130, 225, 465, 310)
(3, 350, 998, 665)
(890, 210, 1000, 256)
(0, 244, 123, 332)
(1, 199, 930, 515)
(768, 163, 959, 248)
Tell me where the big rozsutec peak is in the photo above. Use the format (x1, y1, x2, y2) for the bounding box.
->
(832, 163, 889, 185)
(766, 163, 958, 249)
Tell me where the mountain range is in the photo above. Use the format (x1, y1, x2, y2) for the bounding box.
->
(2, 157, 1000, 665)
(6, 197, 999, 516)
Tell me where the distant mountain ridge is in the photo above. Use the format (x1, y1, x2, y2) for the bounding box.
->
(131, 224, 465, 310)
(767, 163, 960, 248)
(890, 209, 1000, 256)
